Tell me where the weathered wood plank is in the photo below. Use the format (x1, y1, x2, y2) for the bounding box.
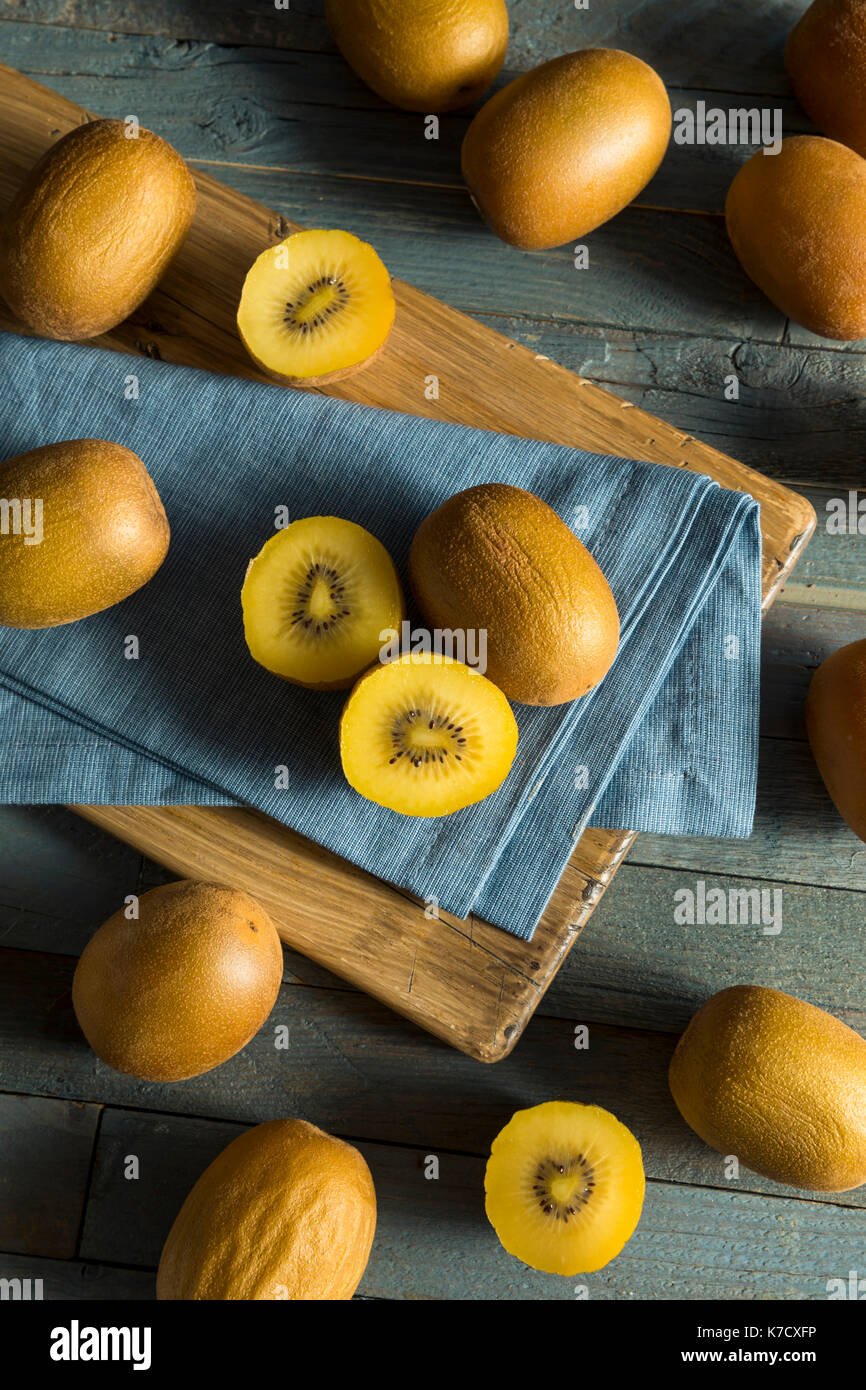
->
(472, 317, 866, 490)
(0, 32, 784, 343)
(776, 495, 863, 599)
(552, 861, 866, 1034)
(0, 805, 144, 956)
(79, 1109, 241, 1269)
(0, 0, 328, 53)
(78, 1107, 866, 1299)
(0, 22, 815, 214)
(761, 604, 866, 740)
(3, 948, 863, 1208)
(0, 1091, 101, 1258)
(198, 164, 781, 344)
(0, 0, 805, 96)
(0, 1251, 154, 1299)
(513, 0, 805, 99)
(0, 805, 344, 988)
(634, 736, 866, 891)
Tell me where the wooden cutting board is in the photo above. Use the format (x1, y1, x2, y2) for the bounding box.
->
(0, 64, 815, 1063)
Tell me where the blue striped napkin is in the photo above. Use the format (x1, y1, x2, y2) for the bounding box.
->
(0, 332, 761, 940)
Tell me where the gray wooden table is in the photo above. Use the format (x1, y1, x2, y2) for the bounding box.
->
(1, 0, 864, 1300)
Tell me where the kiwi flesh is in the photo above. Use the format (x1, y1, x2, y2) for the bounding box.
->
(242, 516, 404, 689)
(237, 228, 396, 386)
(339, 651, 518, 816)
(484, 1101, 645, 1275)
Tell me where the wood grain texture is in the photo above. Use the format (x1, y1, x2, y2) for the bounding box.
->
(5, 945, 864, 1211)
(77, 1105, 866, 1300)
(0, 806, 144, 956)
(6, 19, 866, 490)
(0, 22, 816, 214)
(474, 319, 866, 491)
(761, 604, 866, 739)
(0, 0, 807, 95)
(555, 863, 866, 1036)
(0, 1251, 155, 1300)
(0, 1092, 100, 1258)
(0, 1, 862, 1305)
(0, 62, 814, 1061)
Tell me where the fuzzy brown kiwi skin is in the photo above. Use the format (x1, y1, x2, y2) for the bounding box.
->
(237, 316, 394, 389)
(0, 438, 170, 629)
(3, 119, 196, 341)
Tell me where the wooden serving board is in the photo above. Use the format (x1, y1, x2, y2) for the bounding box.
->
(0, 64, 815, 1063)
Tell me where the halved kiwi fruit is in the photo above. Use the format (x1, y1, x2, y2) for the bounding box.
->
(242, 516, 404, 689)
(237, 228, 396, 385)
(339, 651, 518, 817)
(484, 1101, 645, 1275)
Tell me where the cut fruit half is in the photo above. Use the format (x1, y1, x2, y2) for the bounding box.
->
(237, 228, 396, 385)
(484, 1101, 645, 1275)
(242, 515, 404, 689)
(340, 651, 518, 817)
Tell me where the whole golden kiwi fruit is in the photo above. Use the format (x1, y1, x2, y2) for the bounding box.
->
(461, 48, 671, 250)
(326, 0, 508, 112)
(806, 637, 866, 842)
(2, 118, 196, 340)
(409, 483, 619, 706)
(72, 880, 284, 1082)
(0, 439, 170, 628)
(786, 0, 866, 158)
(726, 135, 866, 340)
(157, 1118, 377, 1300)
(669, 985, 866, 1192)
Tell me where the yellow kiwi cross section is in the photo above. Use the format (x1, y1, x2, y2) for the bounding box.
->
(241, 515, 404, 690)
(484, 1101, 646, 1276)
(237, 228, 396, 385)
(339, 651, 518, 817)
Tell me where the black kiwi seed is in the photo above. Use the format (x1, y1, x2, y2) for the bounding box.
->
(284, 275, 350, 333)
(532, 1154, 596, 1219)
(388, 707, 473, 770)
(287, 561, 352, 639)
